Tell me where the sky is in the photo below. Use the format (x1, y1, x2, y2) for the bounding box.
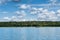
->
(0, 0, 60, 22)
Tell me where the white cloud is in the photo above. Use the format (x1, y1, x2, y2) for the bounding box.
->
(30, 8, 44, 14)
(20, 19, 26, 21)
(38, 8, 43, 11)
(30, 10, 37, 14)
(0, 10, 26, 22)
(32, 7, 38, 10)
(46, 11, 58, 21)
(47, 11, 56, 16)
(42, 9, 49, 13)
(16, 10, 26, 18)
(50, 11, 55, 14)
(0, 0, 20, 4)
(3, 17, 9, 19)
(3, 17, 11, 21)
(48, 16, 57, 20)
(3, 16, 17, 21)
(29, 7, 58, 21)
(57, 10, 60, 17)
(38, 14, 47, 18)
(1, 4, 60, 21)
(11, 16, 16, 19)
(30, 8, 37, 14)
(49, 0, 57, 5)
(10, 16, 17, 21)
(57, 9, 60, 13)
(36, 8, 59, 21)
(20, 4, 31, 9)
(13, 19, 26, 21)
(15, 7, 60, 21)
(2, 16, 25, 22)
(0, 0, 8, 4)
(19, 13, 26, 18)
(29, 18, 37, 21)
(15, 11, 20, 14)
(57, 14, 60, 16)
(39, 19, 47, 21)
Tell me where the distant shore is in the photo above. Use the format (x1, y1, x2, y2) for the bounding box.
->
(0, 21, 60, 27)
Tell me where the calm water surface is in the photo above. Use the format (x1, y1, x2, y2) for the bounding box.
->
(0, 27, 60, 40)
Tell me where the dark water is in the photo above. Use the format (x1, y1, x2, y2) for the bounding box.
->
(0, 27, 60, 40)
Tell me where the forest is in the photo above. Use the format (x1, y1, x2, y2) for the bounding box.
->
(0, 21, 60, 27)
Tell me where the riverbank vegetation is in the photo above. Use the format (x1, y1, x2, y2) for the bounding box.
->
(0, 21, 60, 27)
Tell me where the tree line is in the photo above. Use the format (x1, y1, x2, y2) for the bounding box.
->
(0, 21, 60, 27)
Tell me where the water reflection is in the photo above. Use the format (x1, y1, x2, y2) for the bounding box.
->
(0, 27, 60, 40)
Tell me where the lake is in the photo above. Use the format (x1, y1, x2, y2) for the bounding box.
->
(0, 27, 60, 40)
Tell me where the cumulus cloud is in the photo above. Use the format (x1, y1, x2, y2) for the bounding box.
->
(2, 16, 18, 22)
(16, 5, 60, 21)
(1, 10, 27, 22)
(0, 0, 5, 4)
(1, 3, 60, 21)
(15, 11, 20, 14)
(2, 16, 24, 22)
(3, 17, 9, 19)
(30, 11, 37, 14)
(0, 0, 9, 4)
(57, 13, 60, 16)
(10, 16, 19, 21)
(19, 4, 31, 9)
(32, 7, 38, 10)
(3, 17, 11, 21)
(30, 11, 37, 15)
(34, 8, 58, 21)
(50, 0, 57, 4)
(30, 18, 37, 21)
(30, 8, 44, 14)
(57, 9, 60, 13)
(2, 7, 60, 21)
(11, 16, 17, 19)
(16, 10, 26, 18)
(38, 8, 43, 11)
(0, 0, 20, 4)
(42, 9, 49, 13)
(38, 14, 47, 18)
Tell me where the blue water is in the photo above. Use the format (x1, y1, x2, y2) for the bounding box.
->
(0, 27, 60, 40)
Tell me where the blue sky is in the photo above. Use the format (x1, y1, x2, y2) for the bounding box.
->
(0, 0, 60, 22)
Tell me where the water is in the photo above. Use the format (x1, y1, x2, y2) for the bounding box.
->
(0, 27, 60, 40)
